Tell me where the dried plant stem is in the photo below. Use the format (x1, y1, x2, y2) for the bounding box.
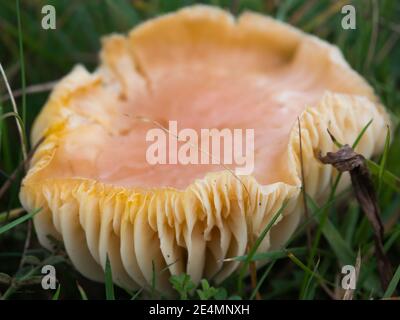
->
(0, 80, 57, 103)
(246, 221, 261, 300)
(289, 0, 318, 25)
(0, 207, 24, 224)
(132, 115, 252, 203)
(303, 0, 348, 31)
(17, 219, 32, 271)
(248, 248, 261, 300)
(298, 118, 312, 252)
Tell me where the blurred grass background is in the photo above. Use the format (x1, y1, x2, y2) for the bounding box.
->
(0, 0, 399, 299)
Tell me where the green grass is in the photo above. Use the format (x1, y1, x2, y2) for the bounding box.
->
(0, 208, 40, 235)
(237, 201, 288, 295)
(104, 256, 115, 300)
(0, 0, 399, 300)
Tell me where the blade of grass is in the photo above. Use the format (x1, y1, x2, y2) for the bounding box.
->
(16, 0, 26, 123)
(364, 0, 379, 73)
(301, 258, 320, 300)
(352, 119, 374, 150)
(76, 282, 88, 300)
(287, 252, 333, 286)
(0, 208, 40, 235)
(383, 264, 400, 298)
(308, 196, 355, 264)
(286, 188, 349, 245)
(0, 62, 27, 161)
(237, 201, 288, 295)
(1, 112, 26, 140)
(1, 116, 13, 173)
(384, 226, 400, 252)
(131, 288, 144, 300)
(367, 160, 400, 193)
(344, 202, 360, 245)
(249, 262, 275, 300)
(52, 284, 61, 300)
(378, 126, 391, 194)
(226, 247, 307, 262)
(105, 255, 115, 300)
(276, 0, 298, 21)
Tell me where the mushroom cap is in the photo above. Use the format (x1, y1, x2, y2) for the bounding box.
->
(20, 5, 389, 293)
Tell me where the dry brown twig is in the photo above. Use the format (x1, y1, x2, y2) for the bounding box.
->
(0, 80, 57, 103)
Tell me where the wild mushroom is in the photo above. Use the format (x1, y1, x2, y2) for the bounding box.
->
(20, 5, 390, 293)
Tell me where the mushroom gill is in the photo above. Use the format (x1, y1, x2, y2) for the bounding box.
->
(20, 5, 390, 293)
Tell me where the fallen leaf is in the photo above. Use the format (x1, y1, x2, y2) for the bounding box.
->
(319, 144, 393, 292)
